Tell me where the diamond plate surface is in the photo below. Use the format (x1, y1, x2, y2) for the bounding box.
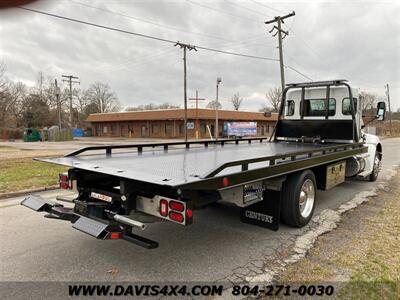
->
(72, 216, 108, 238)
(21, 195, 48, 211)
(38, 142, 337, 186)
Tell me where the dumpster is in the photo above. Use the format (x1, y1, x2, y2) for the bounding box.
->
(23, 128, 41, 142)
(72, 128, 84, 137)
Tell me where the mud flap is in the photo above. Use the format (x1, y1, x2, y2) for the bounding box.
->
(240, 188, 281, 231)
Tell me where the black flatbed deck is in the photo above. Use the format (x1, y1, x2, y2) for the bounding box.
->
(37, 139, 367, 189)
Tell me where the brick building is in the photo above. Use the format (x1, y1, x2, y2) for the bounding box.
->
(86, 108, 278, 139)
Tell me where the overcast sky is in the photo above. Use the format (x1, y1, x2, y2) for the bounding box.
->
(1, 0, 399, 111)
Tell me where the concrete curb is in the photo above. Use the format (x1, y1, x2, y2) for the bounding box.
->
(0, 185, 59, 200)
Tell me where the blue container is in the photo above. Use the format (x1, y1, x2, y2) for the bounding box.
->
(72, 128, 84, 137)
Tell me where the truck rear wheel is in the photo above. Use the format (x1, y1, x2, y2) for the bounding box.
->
(281, 170, 316, 227)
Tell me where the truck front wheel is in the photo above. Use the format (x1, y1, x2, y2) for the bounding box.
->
(281, 170, 316, 227)
(369, 153, 381, 182)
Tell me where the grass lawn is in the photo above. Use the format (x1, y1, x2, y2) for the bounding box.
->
(0, 158, 67, 194)
(278, 171, 400, 299)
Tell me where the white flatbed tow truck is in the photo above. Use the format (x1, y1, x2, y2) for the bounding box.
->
(21, 80, 386, 249)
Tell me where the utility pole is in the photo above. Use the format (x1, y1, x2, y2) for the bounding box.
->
(175, 42, 197, 143)
(62, 75, 80, 128)
(385, 83, 392, 135)
(189, 90, 205, 139)
(215, 77, 222, 140)
(54, 79, 62, 129)
(265, 11, 295, 92)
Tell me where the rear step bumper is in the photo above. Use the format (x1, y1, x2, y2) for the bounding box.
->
(21, 195, 158, 249)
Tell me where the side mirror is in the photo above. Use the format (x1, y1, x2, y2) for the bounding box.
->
(376, 101, 386, 121)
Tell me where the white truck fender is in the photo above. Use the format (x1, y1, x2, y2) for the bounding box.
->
(361, 133, 382, 176)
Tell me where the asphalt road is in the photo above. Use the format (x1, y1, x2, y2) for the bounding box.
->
(1, 138, 399, 283)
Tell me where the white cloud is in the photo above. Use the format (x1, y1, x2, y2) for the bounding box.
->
(0, 0, 399, 110)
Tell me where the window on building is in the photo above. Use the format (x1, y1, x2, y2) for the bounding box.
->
(342, 98, 358, 115)
(179, 124, 184, 134)
(284, 100, 295, 116)
(103, 125, 108, 133)
(96, 124, 102, 136)
(128, 125, 134, 134)
(152, 124, 160, 134)
(165, 123, 173, 135)
(111, 124, 117, 135)
(302, 98, 336, 117)
(200, 123, 206, 134)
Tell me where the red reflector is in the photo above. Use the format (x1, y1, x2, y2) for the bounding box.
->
(59, 173, 68, 182)
(160, 199, 168, 217)
(222, 177, 229, 187)
(60, 182, 69, 189)
(186, 209, 193, 218)
(59, 173, 70, 189)
(169, 211, 184, 223)
(110, 232, 121, 240)
(169, 200, 184, 212)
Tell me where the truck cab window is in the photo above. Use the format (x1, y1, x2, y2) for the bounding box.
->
(342, 98, 358, 115)
(303, 98, 336, 117)
(284, 100, 295, 116)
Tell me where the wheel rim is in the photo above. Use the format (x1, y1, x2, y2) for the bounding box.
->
(373, 156, 381, 177)
(299, 179, 315, 218)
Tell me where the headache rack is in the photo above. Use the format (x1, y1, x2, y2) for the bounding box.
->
(285, 79, 348, 88)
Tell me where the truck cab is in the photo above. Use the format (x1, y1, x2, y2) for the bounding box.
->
(274, 79, 384, 181)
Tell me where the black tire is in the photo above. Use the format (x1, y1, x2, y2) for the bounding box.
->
(369, 151, 381, 182)
(281, 170, 316, 227)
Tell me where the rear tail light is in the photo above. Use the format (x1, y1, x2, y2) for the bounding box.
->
(59, 173, 71, 189)
(109, 232, 121, 240)
(169, 200, 184, 212)
(159, 199, 168, 217)
(158, 197, 192, 224)
(169, 211, 184, 223)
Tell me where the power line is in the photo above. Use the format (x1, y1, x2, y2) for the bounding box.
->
(18, 6, 175, 44)
(186, 0, 260, 23)
(104, 47, 177, 73)
(222, 0, 273, 18)
(17, 5, 312, 81)
(249, 0, 287, 15)
(286, 66, 313, 81)
(17, 6, 278, 62)
(196, 45, 279, 61)
(69, 0, 237, 42)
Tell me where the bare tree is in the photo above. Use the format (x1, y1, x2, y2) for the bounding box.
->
(7, 81, 27, 126)
(265, 87, 282, 113)
(0, 62, 7, 95)
(87, 82, 120, 113)
(206, 100, 222, 110)
(231, 93, 243, 111)
(0, 63, 27, 127)
(359, 91, 377, 113)
(125, 102, 180, 111)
